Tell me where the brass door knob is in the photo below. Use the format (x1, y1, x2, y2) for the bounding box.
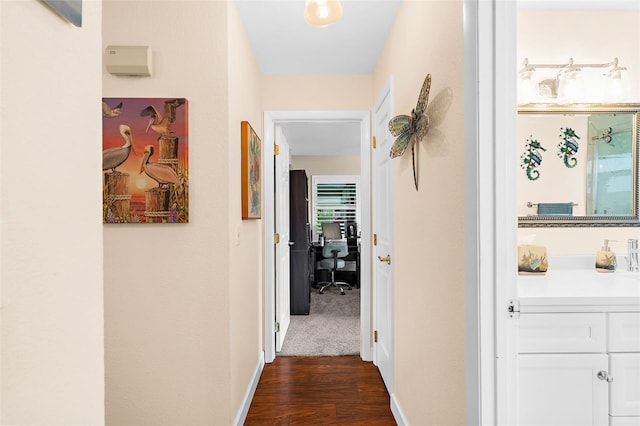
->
(378, 255, 391, 265)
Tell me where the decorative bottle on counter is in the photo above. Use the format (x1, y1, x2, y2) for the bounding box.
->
(596, 239, 617, 272)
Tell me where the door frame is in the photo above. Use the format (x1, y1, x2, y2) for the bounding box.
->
(263, 110, 372, 363)
(274, 127, 291, 352)
(468, 0, 518, 424)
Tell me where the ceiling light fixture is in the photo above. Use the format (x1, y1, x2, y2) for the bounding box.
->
(304, 0, 343, 27)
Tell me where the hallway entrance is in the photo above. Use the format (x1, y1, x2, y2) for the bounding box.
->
(263, 110, 372, 364)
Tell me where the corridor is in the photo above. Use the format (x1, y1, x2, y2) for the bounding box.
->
(245, 356, 396, 425)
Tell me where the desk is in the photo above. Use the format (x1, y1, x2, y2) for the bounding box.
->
(310, 242, 360, 289)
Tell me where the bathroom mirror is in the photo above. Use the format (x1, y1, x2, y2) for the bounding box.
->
(517, 104, 640, 227)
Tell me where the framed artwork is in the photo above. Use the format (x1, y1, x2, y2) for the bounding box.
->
(102, 97, 189, 224)
(241, 121, 262, 219)
(43, 0, 82, 27)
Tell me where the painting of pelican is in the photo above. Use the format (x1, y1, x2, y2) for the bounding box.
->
(102, 97, 189, 224)
(140, 98, 186, 136)
(102, 124, 137, 173)
(139, 145, 180, 188)
(102, 100, 123, 118)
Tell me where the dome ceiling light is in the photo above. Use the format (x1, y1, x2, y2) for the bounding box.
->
(304, 0, 343, 27)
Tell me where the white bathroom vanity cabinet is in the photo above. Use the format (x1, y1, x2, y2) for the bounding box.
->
(517, 268, 640, 426)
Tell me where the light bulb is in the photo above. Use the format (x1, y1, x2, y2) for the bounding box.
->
(607, 71, 628, 102)
(557, 72, 583, 103)
(304, 0, 343, 27)
(317, 0, 328, 19)
(518, 76, 535, 104)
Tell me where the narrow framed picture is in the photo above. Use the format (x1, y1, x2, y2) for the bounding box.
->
(241, 121, 262, 219)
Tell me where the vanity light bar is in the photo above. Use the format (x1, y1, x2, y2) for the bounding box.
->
(520, 57, 626, 75)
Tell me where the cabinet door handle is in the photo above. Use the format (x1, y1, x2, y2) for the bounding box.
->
(597, 370, 614, 383)
(378, 255, 391, 265)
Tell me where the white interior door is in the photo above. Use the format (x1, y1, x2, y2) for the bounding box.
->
(372, 80, 394, 392)
(275, 126, 291, 352)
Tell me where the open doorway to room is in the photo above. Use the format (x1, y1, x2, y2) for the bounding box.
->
(262, 111, 372, 363)
(278, 121, 362, 357)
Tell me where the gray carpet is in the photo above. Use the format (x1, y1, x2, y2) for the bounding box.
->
(278, 288, 360, 356)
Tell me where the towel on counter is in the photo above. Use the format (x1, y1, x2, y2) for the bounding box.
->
(537, 202, 573, 216)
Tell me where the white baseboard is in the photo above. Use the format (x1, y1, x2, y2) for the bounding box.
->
(391, 393, 408, 426)
(233, 351, 265, 426)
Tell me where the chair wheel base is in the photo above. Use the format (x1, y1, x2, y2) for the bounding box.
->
(318, 280, 352, 295)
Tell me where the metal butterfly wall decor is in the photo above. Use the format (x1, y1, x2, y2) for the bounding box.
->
(388, 74, 433, 191)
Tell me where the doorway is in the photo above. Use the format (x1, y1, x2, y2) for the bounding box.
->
(263, 110, 371, 363)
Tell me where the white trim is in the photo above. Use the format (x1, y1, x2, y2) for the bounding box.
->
(474, 1, 519, 425)
(232, 351, 265, 426)
(478, 2, 499, 424)
(495, 2, 519, 426)
(359, 111, 372, 361)
(463, 0, 481, 424)
(263, 113, 276, 363)
(390, 393, 407, 426)
(263, 110, 372, 362)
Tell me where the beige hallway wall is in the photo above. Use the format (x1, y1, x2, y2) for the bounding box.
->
(373, 1, 465, 424)
(291, 155, 361, 176)
(227, 1, 265, 417)
(1, 1, 105, 424)
(262, 74, 373, 111)
(103, 1, 262, 424)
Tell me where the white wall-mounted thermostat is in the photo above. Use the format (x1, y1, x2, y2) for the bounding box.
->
(105, 45, 152, 77)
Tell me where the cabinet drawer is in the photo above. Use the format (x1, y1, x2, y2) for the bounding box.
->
(610, 353, 640, 417)
(609, 313, 640, 352)
(519, 313, 606, 353)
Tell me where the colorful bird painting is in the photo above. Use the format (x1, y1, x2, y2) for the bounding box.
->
(140, 98, 186, 136)
(139, 145, 180, 188)
(388, 74, 432, 190)
(102, 101, 123, 118)
(102, 124, 137, 173)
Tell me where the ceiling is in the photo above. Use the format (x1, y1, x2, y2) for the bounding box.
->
(235, 1, 640, 156)
(234, 0, 401, 156)
(234, 0, 401, 75)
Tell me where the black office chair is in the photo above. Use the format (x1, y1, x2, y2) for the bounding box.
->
(317, 223, 352, 295)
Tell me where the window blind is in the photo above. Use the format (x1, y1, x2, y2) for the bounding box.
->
(311, 175, 360, 240)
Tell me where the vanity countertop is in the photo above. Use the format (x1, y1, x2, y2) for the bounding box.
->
(517, 256, 640, 312)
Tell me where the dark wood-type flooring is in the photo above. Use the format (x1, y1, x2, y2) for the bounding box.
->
(245, 356, 397, 425)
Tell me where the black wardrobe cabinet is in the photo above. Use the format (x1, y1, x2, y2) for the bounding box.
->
(289, 170, 311, 315)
